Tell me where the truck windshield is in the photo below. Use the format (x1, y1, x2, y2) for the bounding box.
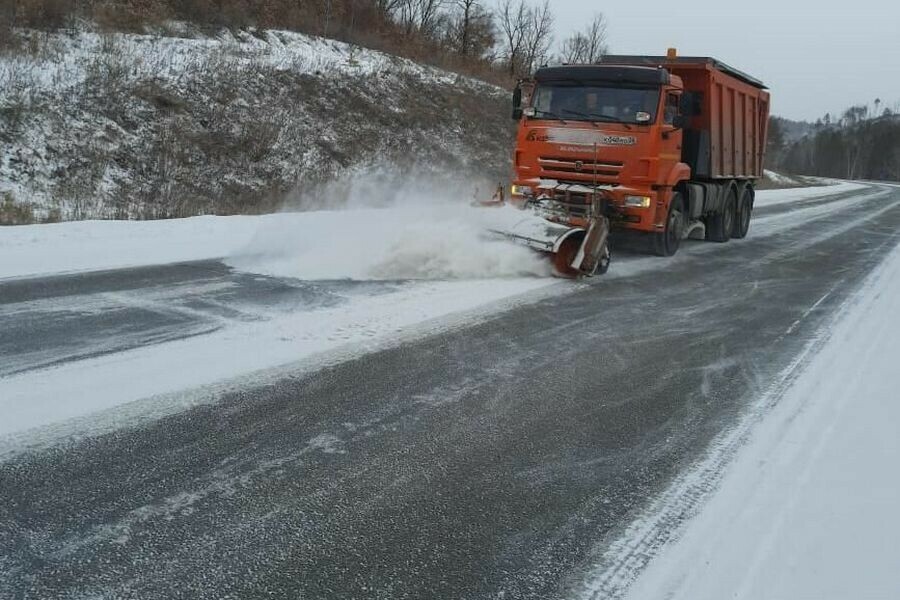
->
(531, 84, 660, 124)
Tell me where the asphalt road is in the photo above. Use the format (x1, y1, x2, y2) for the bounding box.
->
(2, 183, 899, 599)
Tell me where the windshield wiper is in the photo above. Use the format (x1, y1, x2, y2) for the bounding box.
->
(532, 109, 566, 122)
(560, 108, 601, 127)
(560, 109, 633, 129)
(587, 112, 633, 130)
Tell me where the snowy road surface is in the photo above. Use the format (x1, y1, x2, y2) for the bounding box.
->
(620, 234, 900, 600)
(2, 182, 899, 598)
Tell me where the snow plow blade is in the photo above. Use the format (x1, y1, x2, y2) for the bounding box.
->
(488, 210, 610, 278)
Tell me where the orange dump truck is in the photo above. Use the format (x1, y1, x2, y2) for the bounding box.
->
(499, 51, 770, 275)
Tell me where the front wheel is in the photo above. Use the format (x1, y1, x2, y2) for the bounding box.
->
(652, 192, 685, 257)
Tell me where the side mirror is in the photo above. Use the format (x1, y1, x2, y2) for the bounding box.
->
(512, 86, 523, 120)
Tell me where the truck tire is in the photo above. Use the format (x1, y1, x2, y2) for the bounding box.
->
(732, 185, 753, 239)
(706, 185, 737, 243)
(652, 192, 685, 256)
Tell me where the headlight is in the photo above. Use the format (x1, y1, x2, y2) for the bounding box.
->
(624, 195, 652, 208)
(511, 185, 533, 197)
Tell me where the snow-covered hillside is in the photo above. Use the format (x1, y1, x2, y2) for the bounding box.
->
(0, 27, 513, 222)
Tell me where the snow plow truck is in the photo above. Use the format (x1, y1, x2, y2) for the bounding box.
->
(492, 49, 770, 277)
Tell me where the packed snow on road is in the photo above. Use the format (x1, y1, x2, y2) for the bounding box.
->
(578, 225, 900, 600)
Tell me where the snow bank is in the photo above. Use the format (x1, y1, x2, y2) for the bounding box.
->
(0, 207, 552, 282)
(0, 180, 863, 282)
(762, 169, 802, 187)
(0, 215, 257, 280)
(0, 202, 552, 282)
(753, 180, 866, 207)
(621, 243, 900, 599)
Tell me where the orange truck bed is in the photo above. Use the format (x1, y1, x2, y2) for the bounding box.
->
(601, 55, 770, 180)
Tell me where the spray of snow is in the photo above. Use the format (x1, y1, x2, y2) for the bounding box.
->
(226, 170, 554, 280)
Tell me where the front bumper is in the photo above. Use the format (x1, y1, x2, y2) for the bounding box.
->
(511, 179, 661, 232)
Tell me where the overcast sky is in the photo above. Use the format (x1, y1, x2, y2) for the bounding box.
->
(536, 0, 900, 121)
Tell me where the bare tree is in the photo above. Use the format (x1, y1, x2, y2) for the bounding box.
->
(497, 0, 552, 76)
(497, 0, 528, 75)
(560, 13, 608, 64)
(455, 0, 475, 56)
(375, 0, 406, 19)
(395, 0, 447, 36)
(521, 0, 553, 75)
(447, 0, 494, 58)
(315, 0, 336, 36)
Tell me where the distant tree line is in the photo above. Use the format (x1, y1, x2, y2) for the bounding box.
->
(768, 101, 900, 181)
(0, 0, 609, 84)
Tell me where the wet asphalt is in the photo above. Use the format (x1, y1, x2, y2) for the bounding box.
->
(2, 184, 899, 599)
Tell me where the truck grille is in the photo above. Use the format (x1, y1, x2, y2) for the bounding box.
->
(538, 156, 623, 180)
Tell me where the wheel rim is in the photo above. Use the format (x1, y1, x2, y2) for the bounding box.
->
(741, 198, 751, 232)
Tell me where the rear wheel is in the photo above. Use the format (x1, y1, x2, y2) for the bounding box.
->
(707, 185, 736, 243)
(652, 192, 685, 257)
(732, 185, 753, 239)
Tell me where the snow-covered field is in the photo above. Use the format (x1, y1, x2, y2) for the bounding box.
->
(593, 223, 900, 599)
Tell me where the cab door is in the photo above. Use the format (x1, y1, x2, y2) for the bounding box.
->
(659, 90, 684, 170)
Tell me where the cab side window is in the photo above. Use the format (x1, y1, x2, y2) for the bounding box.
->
(664, 93, 679, 125)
